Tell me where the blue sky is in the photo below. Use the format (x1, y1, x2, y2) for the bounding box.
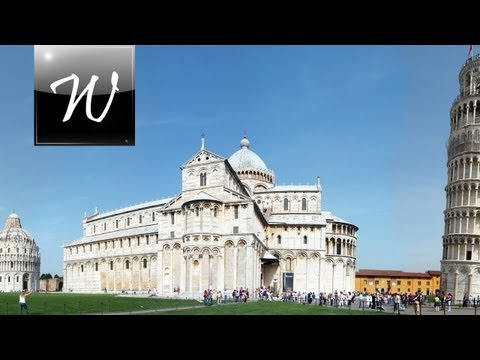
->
(0, 45, 470, 276)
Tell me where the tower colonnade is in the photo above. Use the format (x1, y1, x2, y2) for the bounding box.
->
(442, 53, 480, 300)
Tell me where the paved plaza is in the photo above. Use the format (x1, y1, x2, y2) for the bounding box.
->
(361, 303, 480, 316)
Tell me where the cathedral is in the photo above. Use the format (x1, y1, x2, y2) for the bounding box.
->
(442, 53, 480, 299)
(63, 136, 358, 297)
(0, 213, 41, 292)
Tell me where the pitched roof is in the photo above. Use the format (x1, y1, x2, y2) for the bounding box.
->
(181, 148, 225, 169)
(186, 191, 221, 203)
(263, 185, 319, 192)
(87, 198, 173, 221)
(66, 224, 158, 246)
(322, 211, 353, 226)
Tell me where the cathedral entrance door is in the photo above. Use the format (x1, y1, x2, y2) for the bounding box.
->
(283, 272, 294, 292)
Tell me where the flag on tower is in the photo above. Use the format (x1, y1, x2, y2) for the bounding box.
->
(468, 45, 473, 58)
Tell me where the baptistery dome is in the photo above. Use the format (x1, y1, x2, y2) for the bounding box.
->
(0, 213, 40, 292)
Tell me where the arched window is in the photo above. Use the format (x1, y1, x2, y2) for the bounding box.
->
(143, 259, 147, 269)
(336, 243, 341, 255)
(286, 257, 292, 271)
(301, 198, 307, 211)
(283, 198, 289, 211)
(303, 235, 308, 244)
(95, 262, 98, 271)
(200, 172, 207, 186)
(125, 260, 130, 269)
(110, 261, 113, 270)
(213, 207, 217, 217)
(81, 265, 84, 272)
(152, 212, 156, 221)
(139, 214, 143, 224)
(277, 235, 281, 244)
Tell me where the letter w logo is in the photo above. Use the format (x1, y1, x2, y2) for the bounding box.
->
(50, 71, 119, 123)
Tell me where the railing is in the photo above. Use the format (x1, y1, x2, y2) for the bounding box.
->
(448, 141, 480, 158)
(452, 90, 480, 107)
(463, 54, 480, 69)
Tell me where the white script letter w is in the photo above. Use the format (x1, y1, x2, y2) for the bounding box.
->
(50, 71, 119, 123)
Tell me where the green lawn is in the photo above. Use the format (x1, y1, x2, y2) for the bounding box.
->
(157, 301, 390, 315)
(0, 292, 392, 315)
(0, 292, 199, 315)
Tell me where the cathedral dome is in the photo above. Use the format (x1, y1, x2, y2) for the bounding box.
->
(228, 136, 268, 171)
(228, 136, 275, 185)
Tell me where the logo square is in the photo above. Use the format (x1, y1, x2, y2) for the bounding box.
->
(34, 45, 135, 145)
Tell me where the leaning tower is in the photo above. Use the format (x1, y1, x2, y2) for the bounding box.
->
(442, 53, 480, 301)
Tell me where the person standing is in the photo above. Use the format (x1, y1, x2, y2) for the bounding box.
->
(393, 293, 401, 313)
(445, 292, 453, 312)
(19, 290, 32, 315)
(434, 295, 441, 312)
(413, 291, 421, 315)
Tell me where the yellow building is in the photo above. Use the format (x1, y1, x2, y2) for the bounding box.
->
(355, 269, 440, 295)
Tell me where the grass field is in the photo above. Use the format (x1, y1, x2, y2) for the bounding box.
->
(157, 301, 388, 315)
(0, 292, 390, 315)
(0, 292, 199, 315)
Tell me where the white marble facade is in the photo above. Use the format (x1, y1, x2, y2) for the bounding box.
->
(0, 213, 40, 292)
(63, 137, 358, 297)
